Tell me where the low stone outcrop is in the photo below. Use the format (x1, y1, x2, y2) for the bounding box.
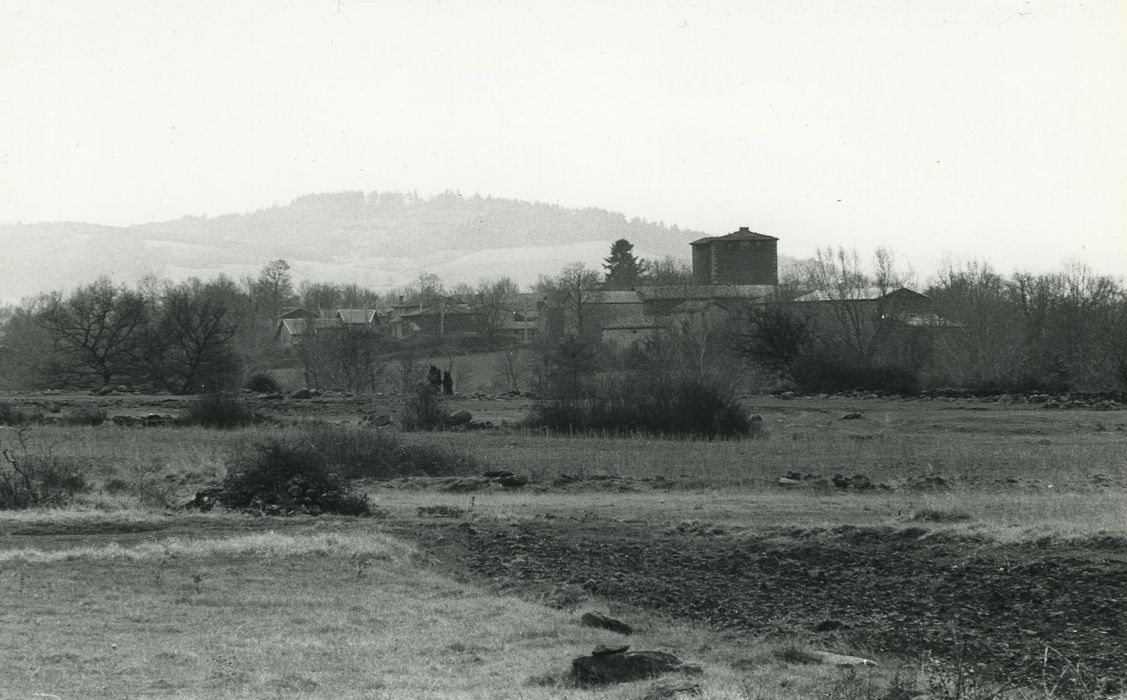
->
(571, 646, 701, 686)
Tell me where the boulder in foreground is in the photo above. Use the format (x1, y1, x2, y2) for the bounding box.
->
(571, 646, 701, 685)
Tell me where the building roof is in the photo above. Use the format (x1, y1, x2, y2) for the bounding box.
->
(790, 286, 929, 303)
(691, 226, 778, 245)
(333, 309, 379, 324)
(395, 303, 478, 319)
(277, 318, 347, 336)
(591, 291, 643, 304)
(634, 284, 777, 301)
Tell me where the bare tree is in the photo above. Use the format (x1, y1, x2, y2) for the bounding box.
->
(470, 277, 520, 344)
(300, 327, 394, 393)
(644, 256, 693, 286)
(734, 300, 815, 380)
(154, 278, 243, 393)
(36, 278, 149, 387)
(251, 259, 297, 320)
(536, 262, 602, 340)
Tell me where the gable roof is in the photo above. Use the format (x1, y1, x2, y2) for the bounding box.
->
(334, 309, 379, 324)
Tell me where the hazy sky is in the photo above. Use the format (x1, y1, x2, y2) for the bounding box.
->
(2, 0, 1124, 277)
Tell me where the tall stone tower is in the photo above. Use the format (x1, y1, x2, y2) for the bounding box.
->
(690, 227, 779, 285)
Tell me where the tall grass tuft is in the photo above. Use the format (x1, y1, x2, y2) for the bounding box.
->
(526, 378, 761, 439)
(292, 423, 479, 478)
(181, 393, 261, 429)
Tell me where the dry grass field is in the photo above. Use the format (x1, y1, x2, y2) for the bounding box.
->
(1, 390, 1124, 698)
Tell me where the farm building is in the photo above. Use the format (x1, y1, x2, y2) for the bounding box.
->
(691, 227, 779, 286)
(274, 307, 382, 347)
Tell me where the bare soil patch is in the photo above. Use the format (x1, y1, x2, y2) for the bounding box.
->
(395, 517, 1127, 691)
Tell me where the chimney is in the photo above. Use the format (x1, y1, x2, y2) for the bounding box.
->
(738, 226, 750, 233)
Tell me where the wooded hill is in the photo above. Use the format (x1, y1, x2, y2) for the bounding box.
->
(0, 191, 705, 302)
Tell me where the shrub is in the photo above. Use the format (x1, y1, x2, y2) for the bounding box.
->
(0, 402, 35, 426)
(400, 382, 450, 431)
(60, 406, 107, 427)
(219, 439, 371, 516)
(1, 431, 90, 508)
(245, 372, 282, 394)
(181, 393, 260, 429)
(526, 377, 760, 439)
(294, 424, 479, 479)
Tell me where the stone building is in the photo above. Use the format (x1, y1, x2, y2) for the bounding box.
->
(691, 227, 778, 286)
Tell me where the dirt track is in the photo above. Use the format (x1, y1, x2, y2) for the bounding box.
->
(400, 519, 1127, 691)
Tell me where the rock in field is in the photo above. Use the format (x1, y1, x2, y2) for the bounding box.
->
(571, 646, 701, 686)
(580, 612, 633, 635)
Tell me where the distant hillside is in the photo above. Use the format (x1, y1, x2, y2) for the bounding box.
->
(1, 191, 711, 302)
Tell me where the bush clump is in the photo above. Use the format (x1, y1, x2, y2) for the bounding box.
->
(60, 406, 107, 427)
(219, 439, 371, 516)
(181, 393, 261, 429)
(1, 453, 89, 509)
(0, 403, 36, 426)
(526, 378, 760, 439)
(400, 382, 451, 431)
(245, 372, 282, 394)
(295, 424, 479, 478)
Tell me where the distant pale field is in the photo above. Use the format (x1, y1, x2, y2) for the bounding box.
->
(1, 396, 1125, 697)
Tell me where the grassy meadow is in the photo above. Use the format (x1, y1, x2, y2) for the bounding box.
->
(1, 393, 1125, 698)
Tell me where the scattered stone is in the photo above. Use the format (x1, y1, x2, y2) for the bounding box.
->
(183, 485, 224, 511)
(258, 392, 284, 400)
(840, 412, 864, 420)
(291, 388, 313, 399)
(362, 413, 391, 427)
(831, 474, 873, 490)
(580, 612, 633, 635)
(498, 474, 528, 488)
(807, 650, 877, 667)
(778, 477, 801, 486)
(449, 410, 473, 425)
(571, 646, 700, 686)
(441, 477, 492, 493)
(417, 505, 466, 518)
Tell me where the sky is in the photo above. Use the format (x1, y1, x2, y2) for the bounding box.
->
(1, 0, 1124, 278)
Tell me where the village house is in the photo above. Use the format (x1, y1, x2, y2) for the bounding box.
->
(274, 307, 382, 348)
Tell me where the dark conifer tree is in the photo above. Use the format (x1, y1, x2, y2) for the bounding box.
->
(602, 239, 648, 290)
